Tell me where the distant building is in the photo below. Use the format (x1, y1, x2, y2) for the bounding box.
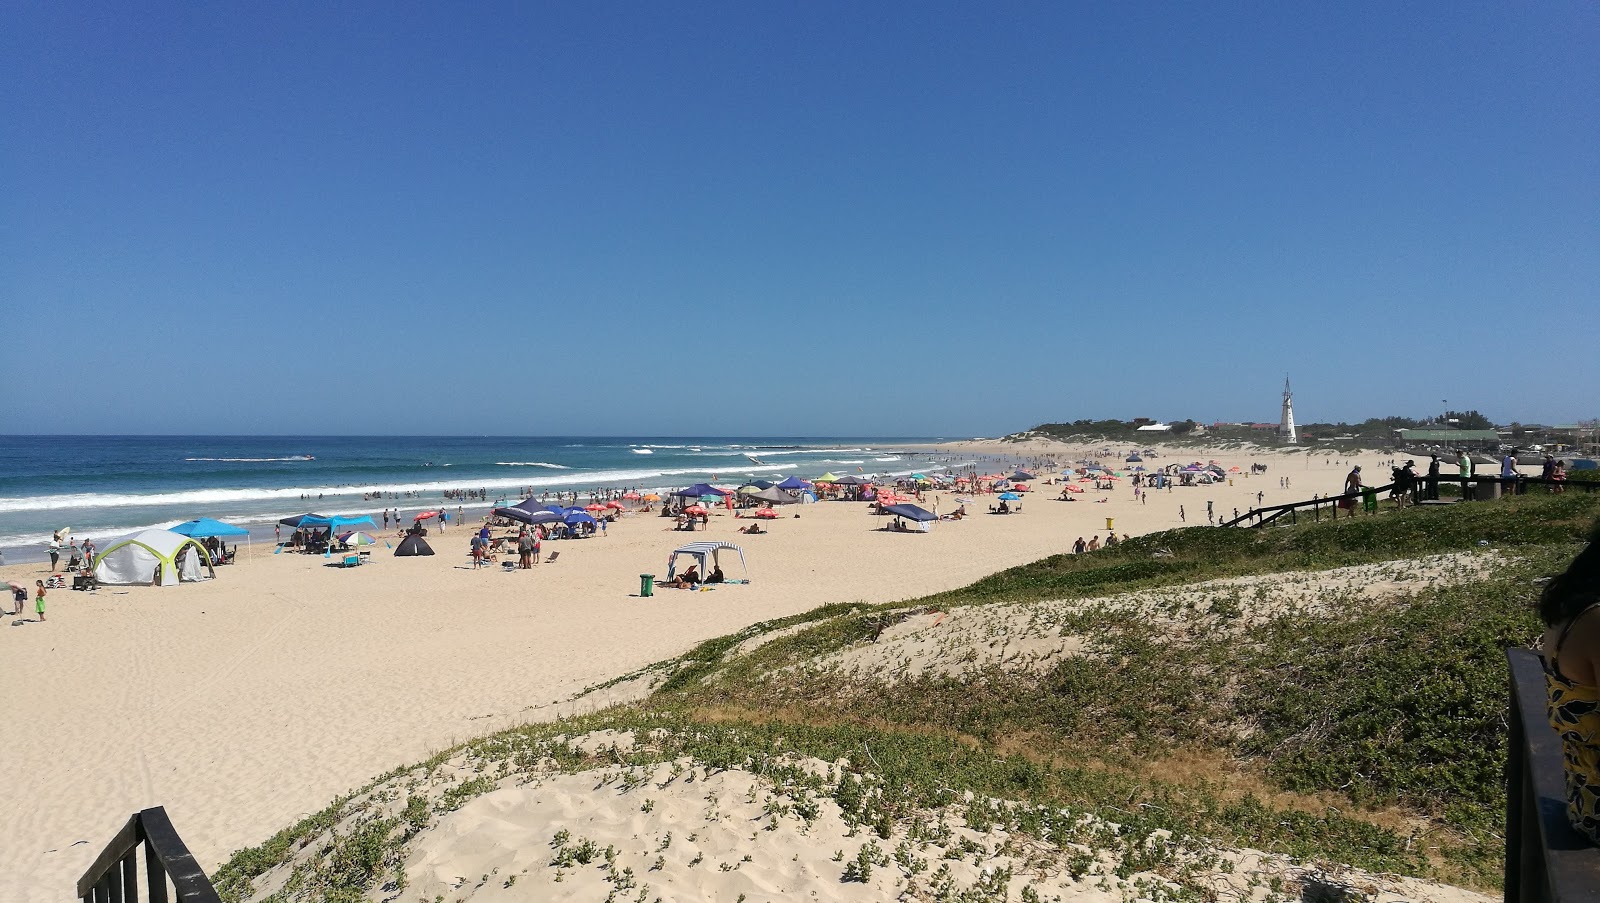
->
(1135, 423, 1171, 432)
(1279, 378, 1297, 444)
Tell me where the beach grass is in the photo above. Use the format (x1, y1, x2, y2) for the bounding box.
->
(212, 492, 1600, 900)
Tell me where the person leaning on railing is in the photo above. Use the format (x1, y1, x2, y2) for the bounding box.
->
(1539, 529, 1600, 844)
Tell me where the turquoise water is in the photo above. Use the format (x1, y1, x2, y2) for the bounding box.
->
(0, 435, 949, 560)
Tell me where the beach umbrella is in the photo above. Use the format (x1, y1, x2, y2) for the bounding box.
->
(753, 508, 777, 518)
(1012, 483, 1029, 491)
(564, 511, 597, 527)
(584, 503, 606, 512)
(414, 511, 439, 521)
(337, 531, 377, 546)
(998, 492, 1022, 501)
(642, 493, 660, 502)
(1228, 466, 1242, 473)
(623, 491, 641, 500)
(1064, 485, 1084, 493)
(605, 500, 626, 509)
(684, 505, 709, 515)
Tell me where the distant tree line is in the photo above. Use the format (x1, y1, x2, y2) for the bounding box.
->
(1021, 409, 1494, 442)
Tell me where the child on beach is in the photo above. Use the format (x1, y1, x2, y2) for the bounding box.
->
(35, 580, 46, 621)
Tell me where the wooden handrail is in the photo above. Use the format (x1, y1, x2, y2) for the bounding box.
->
(78, 806, 220, 903)
(1505, 648, 1600, 903)
(1219, 475, 1598, 528)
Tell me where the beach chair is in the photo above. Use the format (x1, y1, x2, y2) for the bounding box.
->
(544, 550, 560, 564)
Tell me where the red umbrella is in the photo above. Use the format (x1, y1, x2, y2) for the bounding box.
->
(754, 508, 778, 519)
(623, 492, 641, 500)
(584, 503, 605, 512)
(1064, 484, 1084, 493)
(1012, 483, 1029, 491)
(414, 511, 439, 521)
(685, 505, 709, 515)
(605, 500, 626, 509)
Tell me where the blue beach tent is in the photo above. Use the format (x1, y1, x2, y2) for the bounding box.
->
(279, 513, 328, 527)
(300, 514, 378, 533)
(673, 483, 730, 498)
(776, 475, 813, 491)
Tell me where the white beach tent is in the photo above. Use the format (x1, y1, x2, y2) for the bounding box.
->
(93, 529, 215, 586)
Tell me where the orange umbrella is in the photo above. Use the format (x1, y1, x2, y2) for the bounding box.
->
(685, 505, 708, 515)
(642, 493, 660, 502)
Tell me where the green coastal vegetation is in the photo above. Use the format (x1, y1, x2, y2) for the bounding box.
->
(1012, 410, 1499, 449)
(213, 492, 1600, 902)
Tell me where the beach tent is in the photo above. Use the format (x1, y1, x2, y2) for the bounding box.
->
(775, 476, 812, 491)
(394, 534, 434, 556)
(673, 483, 730, 498)
(278, 513, 328, 527)
(1009, 471, 1035, 481)
(170, 518, 249, 538)
(752, 487, 802, 505)
(94, 529, 215, 586)
(834, 474, 871, 485)
(745, 479, 777, 490)
(564, 511, 597, 527)
(666, 541, 747, 579)
(1125, 455, 1143, 463)
(815, 473, 840, 483)
(882, 503, 937, 532)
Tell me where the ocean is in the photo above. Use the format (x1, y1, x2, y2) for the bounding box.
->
(0, 435, 949, 563)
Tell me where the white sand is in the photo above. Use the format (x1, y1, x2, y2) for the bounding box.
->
(238, 728, 1493, 903)
(0, 442, 1440, 899)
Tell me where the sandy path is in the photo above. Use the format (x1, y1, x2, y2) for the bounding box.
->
(1, 443, 1396, 899)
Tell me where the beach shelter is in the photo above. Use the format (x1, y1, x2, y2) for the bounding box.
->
(882, 503, 937, 532)
(564, 510, 598, 527)
(775, 475, 812, 491)
(673, 483, 729, 498)
(666, 541, 747, 579)
(278, 513, 328, 527)
(834, 474, 871, 485)
(93, 529, 215, 586)
(170, 518, 249, 538)
(815, 473, 840, 483)
(752, 487, 801, 505)
(1009, 471, 1035, 482)
(300, 514, 378, 533)
(1125, 455, 1143, 463)
(394, 534, 434, 556)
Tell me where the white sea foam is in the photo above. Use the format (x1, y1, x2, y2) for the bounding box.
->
(184, 456, 314, 462)
(0, 464, 804, 516)
(874, 456, 903, 462)
(493, 462, 569, 468)
(631, 449, 654, 454)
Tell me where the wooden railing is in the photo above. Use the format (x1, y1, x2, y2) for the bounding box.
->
(1505, 649, 1600, 903)
(1220, 475, 1598, 528)
(77, 807, 220, 903)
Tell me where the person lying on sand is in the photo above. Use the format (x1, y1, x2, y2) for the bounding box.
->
(740, 523, 765, 534)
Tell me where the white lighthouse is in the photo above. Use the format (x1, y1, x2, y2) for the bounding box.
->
(1279, 377, 1297, 444)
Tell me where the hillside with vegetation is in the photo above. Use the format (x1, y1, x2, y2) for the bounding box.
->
(213, 493, 1600, 903)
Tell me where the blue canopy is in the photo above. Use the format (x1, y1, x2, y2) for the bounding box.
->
(673, 483, 730, 498)
(278, 513, 328, 527)
(776, 475, 812, 490)
(299, 515, 378, 533)
(883, 503, 937, 522)
(170, 517, 250, 537)
(743, 479, 776, 490)
(564, 511, 597, 527)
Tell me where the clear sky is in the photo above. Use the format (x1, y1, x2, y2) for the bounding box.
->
(4, 3, 1596, 436)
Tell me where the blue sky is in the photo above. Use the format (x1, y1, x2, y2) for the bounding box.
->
(4, 3, 1596, 435)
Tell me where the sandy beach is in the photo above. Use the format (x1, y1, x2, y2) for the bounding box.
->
(4, 441, 1419, 899)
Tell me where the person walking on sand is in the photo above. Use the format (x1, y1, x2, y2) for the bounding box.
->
(1180, 505, 1185, 522)
(47, 540, 60, 572)
(35, 580, 46, 621)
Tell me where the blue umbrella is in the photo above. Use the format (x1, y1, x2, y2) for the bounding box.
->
(998, 492, 1022, 501)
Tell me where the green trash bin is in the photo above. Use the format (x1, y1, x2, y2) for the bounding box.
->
(640, 574, 655, 597)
